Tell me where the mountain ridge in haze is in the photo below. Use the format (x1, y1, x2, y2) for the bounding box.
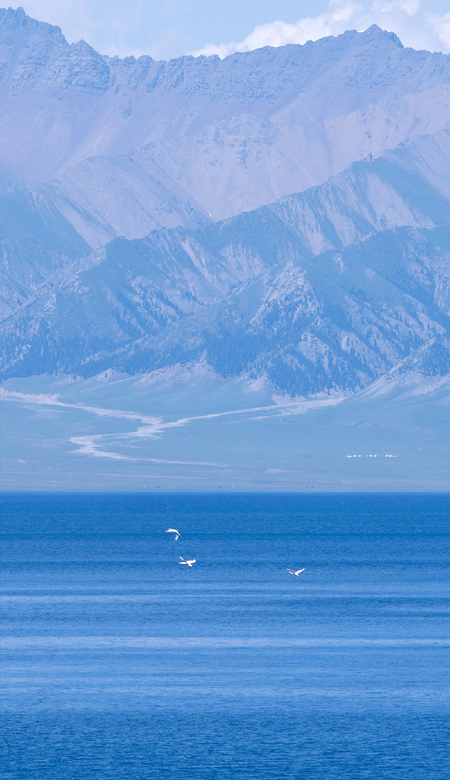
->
(2, 131, 450, 395)
(0, 8, 449, 401)
(1, 8, 450, 211)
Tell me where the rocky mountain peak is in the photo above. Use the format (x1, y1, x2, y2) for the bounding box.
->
(0, 11, 449, 398)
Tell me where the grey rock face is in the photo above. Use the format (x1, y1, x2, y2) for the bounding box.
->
(2, 134, 450, 392)
(1, 9, 450, 204)
(1, 10, 450, 396)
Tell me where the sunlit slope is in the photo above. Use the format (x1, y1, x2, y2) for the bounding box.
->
(2, 137, 449, 395)
(0, 190, 91, 320)
(1, 8, 449, 406)
(1, 7, 450, 225)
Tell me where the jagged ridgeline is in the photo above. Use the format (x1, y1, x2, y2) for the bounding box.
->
(1, 8, 450, 394)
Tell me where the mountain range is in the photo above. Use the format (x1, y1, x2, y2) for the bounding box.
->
(2, 123, 450, 393)
(0, 7, 449, 490)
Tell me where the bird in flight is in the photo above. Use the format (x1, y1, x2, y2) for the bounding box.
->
(287, 568, 305, 576)
(166, 528, 180, 540)
(179, 557, 196, 567)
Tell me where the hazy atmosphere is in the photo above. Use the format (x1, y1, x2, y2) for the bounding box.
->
(1, 3, 450, 492)
(1, 2, 449, 779)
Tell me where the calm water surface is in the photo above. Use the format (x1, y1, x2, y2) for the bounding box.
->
(1, 492, 449, 779)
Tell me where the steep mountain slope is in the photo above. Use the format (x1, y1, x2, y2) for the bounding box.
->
(1, 11, 449, 402)
(38, 157, 210, 248)
(1, 7, 450, 226)
(0, 189, 91, 320)
(271, 130, 450, 250)
(2, 127, 448, 320)
(2, 137, 449, 393)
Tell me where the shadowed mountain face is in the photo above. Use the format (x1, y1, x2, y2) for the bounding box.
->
(2, 136, 450, 392)
(0, 9, 450, 401)
(2, 220, 449, 390)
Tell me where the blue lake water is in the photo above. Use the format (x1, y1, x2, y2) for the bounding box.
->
(1, 492, 450, 779)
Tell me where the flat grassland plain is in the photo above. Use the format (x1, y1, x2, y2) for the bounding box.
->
(1, 370, 449, 492)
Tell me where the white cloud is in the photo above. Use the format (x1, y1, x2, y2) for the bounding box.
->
(426, 10, 450, 51)
(193, 0, 450, 58)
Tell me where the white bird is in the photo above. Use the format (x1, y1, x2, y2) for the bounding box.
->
(287, 568, 305, 576)
(179, 557, 196, 567)
(166, 528, 180, 540)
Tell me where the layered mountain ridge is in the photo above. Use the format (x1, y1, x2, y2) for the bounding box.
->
(2, 130, 450, 394)
(1, 8, 450, 208)
(1, 8, 450, 400)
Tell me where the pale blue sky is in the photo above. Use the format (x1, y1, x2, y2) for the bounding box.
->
(10, 1, 450, 59)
